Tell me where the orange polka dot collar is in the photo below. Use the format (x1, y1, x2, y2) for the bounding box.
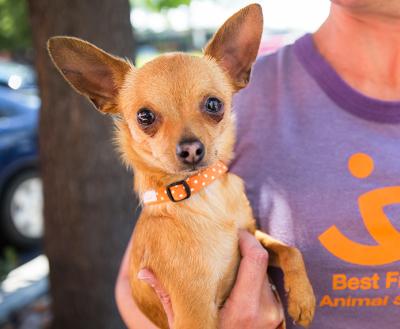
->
(142, 161, 229, 205)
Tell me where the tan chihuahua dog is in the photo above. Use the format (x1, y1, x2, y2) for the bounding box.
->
(48, 4, 315, 328)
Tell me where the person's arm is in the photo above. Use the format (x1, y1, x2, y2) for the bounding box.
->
(115, 230, 284, 329)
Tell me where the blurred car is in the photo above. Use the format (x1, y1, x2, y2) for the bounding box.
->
(0, 59, 37, 91)
(0, 80, 43, 249)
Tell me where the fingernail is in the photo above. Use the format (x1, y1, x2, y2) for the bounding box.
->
(137, 269, 151, 280)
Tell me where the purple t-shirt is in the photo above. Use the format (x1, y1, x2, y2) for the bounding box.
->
(231, 34, 400, 328)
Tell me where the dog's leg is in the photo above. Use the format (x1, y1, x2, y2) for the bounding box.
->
(171, 295, 218, 329)
(132, 272, 219, 329)
(255, 230, 316, 328)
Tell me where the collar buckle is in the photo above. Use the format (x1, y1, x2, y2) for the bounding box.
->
(166, 180, 191, 202)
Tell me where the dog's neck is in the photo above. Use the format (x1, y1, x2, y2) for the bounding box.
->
(134, 160, 230, 207)
(134, 166, 191, 196)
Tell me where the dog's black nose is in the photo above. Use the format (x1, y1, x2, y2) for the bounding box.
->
(176, 139, 205, 165)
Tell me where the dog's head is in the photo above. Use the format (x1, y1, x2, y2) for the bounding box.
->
(47, 4, 263, 176)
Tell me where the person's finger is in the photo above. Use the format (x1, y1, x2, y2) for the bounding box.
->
(260, 280, 285, 326)
(138, 269, 174, 328)
(229, 230, 269, 306)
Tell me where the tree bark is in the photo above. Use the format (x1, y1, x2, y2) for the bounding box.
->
(27, 1, 137, 328)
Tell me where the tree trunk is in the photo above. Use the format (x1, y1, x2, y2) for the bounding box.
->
(27, 1, 137, 328)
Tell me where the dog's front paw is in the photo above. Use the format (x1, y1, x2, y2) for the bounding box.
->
(286, 276, 316, 327)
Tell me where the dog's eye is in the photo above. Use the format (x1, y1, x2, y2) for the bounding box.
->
(137, 108, 155, 126)
(204, 97, 223, 113)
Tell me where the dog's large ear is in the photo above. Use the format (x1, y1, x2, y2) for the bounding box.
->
(204, 4, 263, 90)
(47, 37, 131, 114)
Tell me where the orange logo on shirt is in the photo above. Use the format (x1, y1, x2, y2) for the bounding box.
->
(318, 153, 400, 266)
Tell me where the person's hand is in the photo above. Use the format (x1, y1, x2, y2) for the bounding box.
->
(218, 230, 284, 328)
(138, 230, 284, 329)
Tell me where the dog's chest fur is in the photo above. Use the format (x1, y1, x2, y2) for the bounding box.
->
(129, 173, 255, 326)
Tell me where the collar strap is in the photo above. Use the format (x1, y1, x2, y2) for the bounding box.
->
(142, 161, 228, 205)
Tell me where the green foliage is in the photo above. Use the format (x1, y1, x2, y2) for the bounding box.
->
(0, 0, 193, 51)
(0, 0, 31, 51)
(132, 0, 191, 12)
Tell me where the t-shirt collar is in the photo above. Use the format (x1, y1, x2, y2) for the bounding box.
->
(293, 33, 400, 123)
